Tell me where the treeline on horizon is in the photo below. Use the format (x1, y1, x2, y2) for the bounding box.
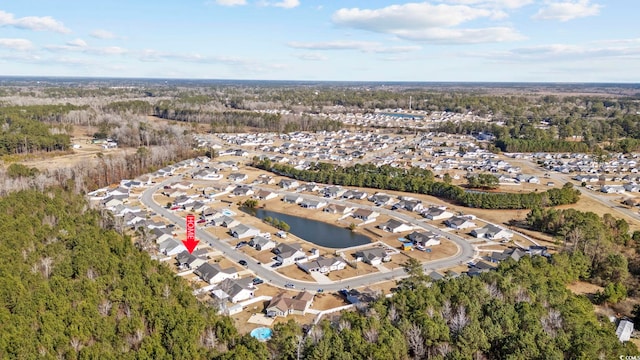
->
(251, 159, 580, 210)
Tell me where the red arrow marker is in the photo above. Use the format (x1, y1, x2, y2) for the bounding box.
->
(183, 214, 199, 254)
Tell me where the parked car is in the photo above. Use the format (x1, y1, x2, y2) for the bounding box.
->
(284, 283, 295, 289)
(197, 219, 206, 224)
(236, 242, 248, 249)
(252, 278, 264, 285)
(271, 262, 283, 268)
(238, 260, 248, 267)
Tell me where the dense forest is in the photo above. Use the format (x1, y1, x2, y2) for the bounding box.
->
(262, 254, 640, 359)
(0, 105, 82, 154)
(0, 189, 273, 359)
(252, 159, 580, 210)
(525, 207, 640, 301)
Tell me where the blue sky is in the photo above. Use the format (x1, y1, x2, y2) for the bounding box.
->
(0, 1, 637, 82)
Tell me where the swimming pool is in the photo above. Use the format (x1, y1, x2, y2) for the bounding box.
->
(250, 327, 272, 342)
(222, 209, 236, 217)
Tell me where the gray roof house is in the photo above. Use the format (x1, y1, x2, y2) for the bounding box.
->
(355, 248, 390, 266)
(470, 224, 513, 240)
(445, 216, 476, 230)
(195, 263, 239, 284)
(273, 243, 305, 264)
(230, 224, 260, 239)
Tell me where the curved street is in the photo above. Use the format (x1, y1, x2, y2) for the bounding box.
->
(140, 174, 476, 291)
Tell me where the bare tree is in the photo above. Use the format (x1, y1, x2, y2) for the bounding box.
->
(200, 327, 218, 349)
(69, 337, 83, 352)
(363, 327, 379, 343)
(406, 323, 426, 359)
(98, 299, 113, 316)
(449, 305, 469, 335)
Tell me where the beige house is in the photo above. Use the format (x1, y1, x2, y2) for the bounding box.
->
(266, 291, 314, 318)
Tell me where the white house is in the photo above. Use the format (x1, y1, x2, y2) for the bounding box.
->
(377, 219, 413, 233)
(422, 207, 454, 221)
(300, 199, 327, 209)
(230, 224, 261, 239)
(158, 239, 187, 256)
(274, 243, 306, 265)
(278, 179, 300, 190)
(297, 256, 346, 274)
(254, 190, 278, 200)
(407, 231, 441, 247)
(355, 248, 390, 266)
(249, 236, 276, 251)
(211, 278, 254, 303)
(444, 216, 476, 230)
(470, 224, 513, 240)
(195, 263, 239, 284)
(352, 208, 379, 221)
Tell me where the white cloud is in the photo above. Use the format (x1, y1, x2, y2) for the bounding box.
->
(210, 0, 247, 6)
(67, 38, 88, 47)
(533, 0, 602, 21)
(476, 38, 640, 61)
(331, 2, 522, 44)
(288, 40, 421, 53)
(273, 0, 300, 9)
(45, 43, 128, 56)
(295, 53, 329, 61)
(90, 29, 117, 39)
(0, 10, 70, 33)
(440, 0, 534, 9)
(0, 38, 33, 51)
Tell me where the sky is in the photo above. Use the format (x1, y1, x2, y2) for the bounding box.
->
(0, 1, 637, 82)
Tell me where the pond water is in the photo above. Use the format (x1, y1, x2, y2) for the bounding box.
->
(251, 208, 372, 249)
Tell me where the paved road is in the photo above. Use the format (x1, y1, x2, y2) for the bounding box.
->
(534, 163, 640, 222)
(140, 175, 476, 291)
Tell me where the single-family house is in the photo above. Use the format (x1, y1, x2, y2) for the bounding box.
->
(323, 204, 353, 214)
(489, 248, 527, 263)
(392, 200, 423, 212)
(175, 251, 207, 270)
(211, 278, 255, 303)
(300, 199, 327, 209)
(158, 239, 187, 256)
(220, 216, 241, 228)
(422, 207, 454, 221)
(406, 231, 441, 247)
(282, 194, 304, 204)
(278, 179, 300, 190)
(232, 185, 254, 196)
(254, 190, 278, 200)
(377, 219, 413, 233)
(355, 248, 390, 266)
(342, 190, 368, 200)
(227, 173, 248, 183)
(273, 243, 306, 265)
(470, 224, 513, 240)
(322, 186, 346, 199)
(249, 235, 276, 251)
(266, 291, 314, 318)
(201, 208, 223, 221)
(352, 208, 380, 221)
(152, 228, 174, 244)
(297, 256, 346, 274)
(195, 263, 239, 284)
(369, 193, 394, 207)
(445, 216, 476, 230)
(298, 183, 322, 192)
(230, 224, 261, 239)
(173, 181, 193, 190)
